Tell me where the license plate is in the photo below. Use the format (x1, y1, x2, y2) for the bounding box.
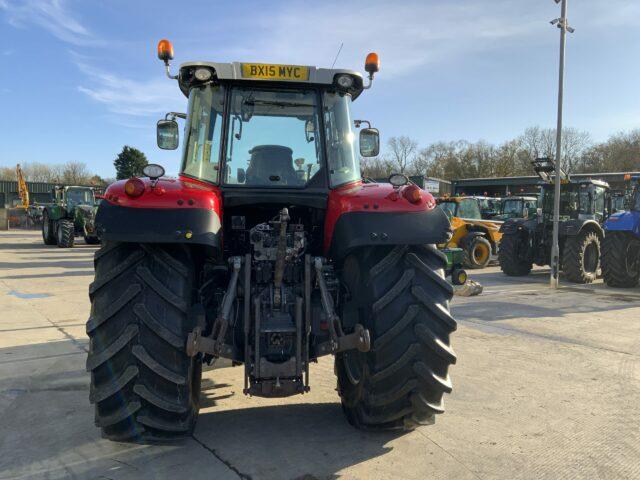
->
(241, 63, 309, 81)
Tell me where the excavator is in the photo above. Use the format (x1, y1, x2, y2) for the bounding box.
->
(16, 164, 29, 210)
(15, 164, 44, 226)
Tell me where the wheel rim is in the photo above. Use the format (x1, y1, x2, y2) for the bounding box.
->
(43, 216, 49, 238)
(473, 243, 490, 264)
(583, 242, 599, 273)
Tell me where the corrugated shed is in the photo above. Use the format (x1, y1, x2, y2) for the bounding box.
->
(0, 180, 58, 194)
(0, 181, 105, 207)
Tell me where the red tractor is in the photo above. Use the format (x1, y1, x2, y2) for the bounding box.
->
(87, 40, 457, 441)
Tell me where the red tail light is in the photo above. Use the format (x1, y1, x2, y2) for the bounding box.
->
(124, 178, 145, 198)
(403, 185, 422, 204)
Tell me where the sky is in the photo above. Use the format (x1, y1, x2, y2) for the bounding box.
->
(0, 0, 639, 178)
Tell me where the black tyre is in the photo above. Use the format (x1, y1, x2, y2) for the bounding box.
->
(562, 230, 601, 284)
(86, 242, 202, 442)
(498, 233, 532, 276)
(84, 233, 101, 245)
(56, 219, 75, 248)
(462, 235, 492, 269)
(451, 268, 467, 286)
(42, 211, 57, 245)
(336, 245, 457, 430)
(602, 232, 640, 288)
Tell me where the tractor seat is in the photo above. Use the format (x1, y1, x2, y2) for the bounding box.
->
(246, 145, 300, 186)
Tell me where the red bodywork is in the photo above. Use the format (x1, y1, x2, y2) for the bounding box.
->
(323, 181, 437, 253)
(103, 176, 222, 212)
(104, 176, 436, 256)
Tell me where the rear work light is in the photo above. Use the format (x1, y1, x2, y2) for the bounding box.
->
(124, 178, 145, 198)
(402, 184, 423, 204)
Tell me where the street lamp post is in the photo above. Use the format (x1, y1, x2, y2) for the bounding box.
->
(549, 0, 574, 288)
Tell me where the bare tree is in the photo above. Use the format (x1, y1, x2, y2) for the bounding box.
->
(0, 166, 16, 181)
(386, 136, 418, 174)
(22, 162, 61, 182)
(580, 129, 640, 173)
(517, 126, 591, 174)
(360, 155, 393, 179)
(62, 161, 90, 184)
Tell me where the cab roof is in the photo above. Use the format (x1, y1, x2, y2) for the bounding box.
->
(177, 61, 365, 99)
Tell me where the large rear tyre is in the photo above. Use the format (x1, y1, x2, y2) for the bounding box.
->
(42, 211, 57, 245)
(562, 230, 601, 284)
(336, 245, 457, 430)
(498, 233, 532, 276)
(56, 219, 75, 248)
(86, 242, 202, 442)
(462, 235, 492, 269)
(602, 232, 640, 288)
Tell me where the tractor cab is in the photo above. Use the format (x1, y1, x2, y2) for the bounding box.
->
(540, 180, 610, 223)
(494, 196, 538, 221)
(65, 186, 96, 207)
(156, 59, 380, 193)
(52, 186, 96, 207)
(624, 174, 640, 212)
(633, 181, 640, 212)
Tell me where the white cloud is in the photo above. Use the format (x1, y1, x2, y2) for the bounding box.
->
(0, 0, 99, 46)
(75, 61, 184, 117)
(193, 0, 544, 77)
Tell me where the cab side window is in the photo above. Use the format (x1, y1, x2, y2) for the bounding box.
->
(458, 199, 481, 219)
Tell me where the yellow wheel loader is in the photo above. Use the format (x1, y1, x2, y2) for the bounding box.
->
(437, 196, 503, 269)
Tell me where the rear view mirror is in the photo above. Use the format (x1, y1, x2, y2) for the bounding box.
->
(237, 168, 246, 184)
(157, 119, 179, 150)
(359, 128, 380, 157)
(305, 120, 315, 143)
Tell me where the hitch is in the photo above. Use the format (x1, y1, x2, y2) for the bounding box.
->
(186, 256, 242, 359)
(314, 257, 371, 355)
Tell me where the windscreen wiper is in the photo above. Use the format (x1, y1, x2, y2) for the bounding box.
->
(244, 100, 311, 108)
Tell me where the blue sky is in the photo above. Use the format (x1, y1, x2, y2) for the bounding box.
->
(0, 0, 638, 178)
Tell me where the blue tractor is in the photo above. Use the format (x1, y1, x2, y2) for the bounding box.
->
(602, 175, 640, 287)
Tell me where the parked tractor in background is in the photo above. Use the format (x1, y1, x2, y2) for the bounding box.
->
(437, 196, 502, 269)
(474, 196, 502, 219)
(441, 247, 468, 285)
(492, 195, 538, 222)
(86, 41, 458, 442)
(42, 186, 100, 247)
(602, 174, 640, 287)
(499, 159, 610, 283)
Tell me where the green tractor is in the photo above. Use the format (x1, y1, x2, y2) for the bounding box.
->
(492, 195, 539, 222)
(41, 186, 100, 248)
(499, 160, 610, 284)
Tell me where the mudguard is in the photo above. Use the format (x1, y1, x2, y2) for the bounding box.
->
(458, 230, 486, 248)
(561, 219, 602, 237)
(604, 211, 640, 237)
(96, 202, 221, 247)
(324, 181, 452, 260)
(327, 208, 451, 260)
(95, 176, 222, 248)
(45, 205, 66, 221)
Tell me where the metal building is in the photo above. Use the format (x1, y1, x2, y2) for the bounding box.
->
(0, 181, 106, 208)
(451, 172, 640, 197)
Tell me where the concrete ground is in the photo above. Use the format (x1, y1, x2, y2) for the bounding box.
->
(1, 230, 640, 480)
